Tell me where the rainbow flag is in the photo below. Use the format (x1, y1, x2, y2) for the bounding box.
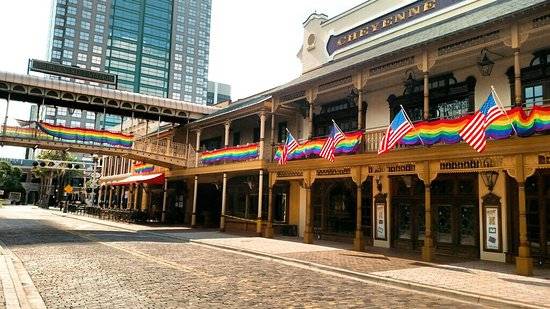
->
(37, 122, 133, 148)
(3, 126, 52, 140)
(274, 131, 363, 161)
(201, 143, 259, 165)
(133, 163, 155, 174)
(400, 106, 550, 146)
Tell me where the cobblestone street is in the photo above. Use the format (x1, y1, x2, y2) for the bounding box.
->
(0, 207, 481, 308)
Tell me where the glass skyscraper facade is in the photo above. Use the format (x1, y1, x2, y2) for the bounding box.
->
(47, 0, 212, 105)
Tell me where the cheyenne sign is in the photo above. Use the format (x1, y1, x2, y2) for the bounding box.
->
(326, 0, 466, 55)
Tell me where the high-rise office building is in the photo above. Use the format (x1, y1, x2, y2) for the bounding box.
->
(206, 81, 231, 106)
(47, 0, 212, 104)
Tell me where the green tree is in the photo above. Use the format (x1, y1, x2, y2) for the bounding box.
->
(32, 150, 82, 207)
(0, 161, 25, 198)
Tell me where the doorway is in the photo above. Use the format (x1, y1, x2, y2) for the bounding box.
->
(431, 173, 479, 258)
(391, 175, 425, 251)
(524, 171, 550, 265)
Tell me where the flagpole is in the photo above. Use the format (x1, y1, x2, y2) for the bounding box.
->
(491, 85, 518, 136)
(400, 105, 425, 146)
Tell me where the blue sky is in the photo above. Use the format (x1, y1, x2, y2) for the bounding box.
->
(0, 0, 365, 158)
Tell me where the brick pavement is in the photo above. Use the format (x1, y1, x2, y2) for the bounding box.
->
(277, 249, 550, 308)
(56, 209, 550, 308)
(0, 207, 480, 308)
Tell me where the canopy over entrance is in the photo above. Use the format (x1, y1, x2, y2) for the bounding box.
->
(111, 173, 165, 186)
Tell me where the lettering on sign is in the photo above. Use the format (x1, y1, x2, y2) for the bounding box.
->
(316, 168, 351, 177)
(439, 157, 501, 171)
(368, 165, 384, 174)
(326, 0, 467, 55)
(386, 163, 415, 173)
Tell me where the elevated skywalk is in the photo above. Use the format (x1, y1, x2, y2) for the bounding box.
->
(0, 125, 188, 168)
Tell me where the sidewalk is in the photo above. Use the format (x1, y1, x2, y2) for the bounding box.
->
(51, 210, 550, 308)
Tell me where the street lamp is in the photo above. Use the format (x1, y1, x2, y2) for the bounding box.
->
(477, 49, 495, 77)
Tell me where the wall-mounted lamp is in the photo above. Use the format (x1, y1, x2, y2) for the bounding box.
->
(375, 175, 382, 192)
(403, 70, 417, 94)
(481, 171, 499, 192)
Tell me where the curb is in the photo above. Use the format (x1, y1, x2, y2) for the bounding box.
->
(0, 240, 46, 309)
(47, 210, 543, 309)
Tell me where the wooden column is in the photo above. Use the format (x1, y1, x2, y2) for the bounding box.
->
(191, 175, 198, 226)
(308, 101, 314, 139)
(265, 184, 274, 238)
(98, 186, 103, 207)
(133, 184, 138, 210)
(516, 155, 533, 275)
(303, 183, 313, 244)
(256, 170, 264, 236)
(511, 23, 523, 107)
(357, 89, 363, 130)
(127, 184, 133, 210)
(119, 186, 124, 208)
(422, 180, 434, 261)
(423, 72, 429, 120)
(269, 97, 278, 162)
(514, 48, 522, 106)
(161, 178, 168, 223)
(353, 182, 364, 251)
(224, 121, 231, 147)
(259, 112, 266, 160)
(220, 173, 228, 232)
(108, 186, 113, 208)
(140, 185, 149, 211)
(195, 130, 201, 167)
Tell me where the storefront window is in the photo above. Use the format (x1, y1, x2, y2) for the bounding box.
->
(460, 204, 476, 245)
(397, 202, 412, 239)
(437, 205, 452, 243)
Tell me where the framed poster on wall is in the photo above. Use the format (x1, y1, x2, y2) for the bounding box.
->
(375, 202, 386, 240)
(482, 192, 502, 252)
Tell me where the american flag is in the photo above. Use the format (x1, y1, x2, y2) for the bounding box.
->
(319, 121, 345, 162)
(278, 130, 299, 165)
(378, 108, 414, 155)
(459, 93, 505, 153)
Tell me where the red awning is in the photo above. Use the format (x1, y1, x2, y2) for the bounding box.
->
(111, 173, 165, 186)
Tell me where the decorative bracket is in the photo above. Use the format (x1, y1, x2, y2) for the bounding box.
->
(351, 166, 369, 186)
(305, 88, 318, 105)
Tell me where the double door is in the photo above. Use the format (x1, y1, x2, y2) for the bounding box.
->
(391, 176, 425, 251)
(431, 174, 479, 258)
